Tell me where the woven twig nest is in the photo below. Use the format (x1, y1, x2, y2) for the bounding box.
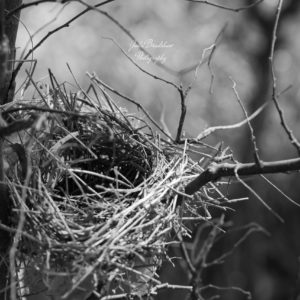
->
(5, 83, 215, 299)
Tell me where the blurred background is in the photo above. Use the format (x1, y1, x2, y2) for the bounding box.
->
(15, 0, 300, 299)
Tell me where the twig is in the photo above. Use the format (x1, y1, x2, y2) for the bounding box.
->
(159, 100, 172, 139)
(200, 284, 251, 299)
(6, 0, 116, 18)
(9, 1, 116, 88)
(194, 216, 225, 269)
(95, 9, 178, 76)
(175, 26, 226, 143)
(99, 283, 193, 299)
(260, 174, 300, 207)
(3, 105, 90, 117)
(208, 24, 227, 93)
(196, 101, 267, 140)
(206, 223, 269, 267)
(177, 231, 196, 275)
(87, 72, 174, 141)
(230, 77, 261, 165)
(102, 35, 225, 144)
(195, 84, 291, 141)
(175, 88, 187, 143)
(102, 36, 179, 90)
(269, 0, 300, 155)
(185, 0, 263, 12)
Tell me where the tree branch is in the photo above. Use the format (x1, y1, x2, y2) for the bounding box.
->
(5, 0, 115, 19)
(184, 157, 300, 197)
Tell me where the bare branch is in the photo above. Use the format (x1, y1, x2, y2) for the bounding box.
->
(230, 77, 261, 165)
(196, 101, 267, 140)
(200, 284, 252, 299)
(102, 36, 179, 90)
(175, 88, 187, 143)
(10, 1, 116, 89)
(87, 72, 175, 141)
(6, 0, 115, 19)
(183, 157, 300, 197)
(269, 0, 300, 155)
(206, 223, 269, 267)
(175, 27, 226, 143)
(96, 9, 179, 76)
(177, 230, 197, 275)
(185, 0, 264, 12)
(234, 167, 284, 222)
(260, 174, 300, 208)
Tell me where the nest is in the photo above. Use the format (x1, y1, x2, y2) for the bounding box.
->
(5, 79, 221, 299)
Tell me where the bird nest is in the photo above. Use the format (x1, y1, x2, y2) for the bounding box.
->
(4, 79, 220, 299)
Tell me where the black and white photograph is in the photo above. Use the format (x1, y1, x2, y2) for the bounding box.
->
(0, 1, 300, 299)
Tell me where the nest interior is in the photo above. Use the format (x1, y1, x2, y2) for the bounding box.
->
(52, 113, 153, 196)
